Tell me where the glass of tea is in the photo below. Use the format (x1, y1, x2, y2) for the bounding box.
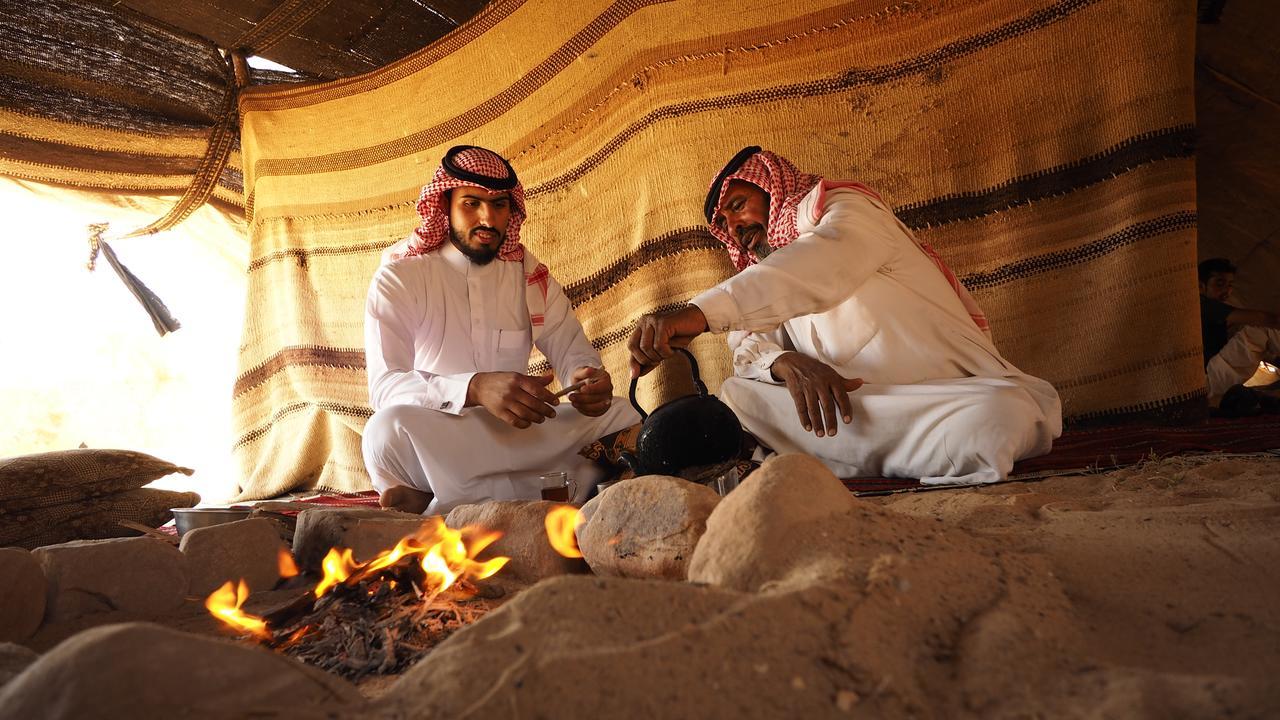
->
(539, 471, 576, 502)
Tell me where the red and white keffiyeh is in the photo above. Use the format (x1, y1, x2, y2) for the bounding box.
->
(398, 146, 529, 261)
(386, 146, 551, 339)
(705, 148, 991, 337)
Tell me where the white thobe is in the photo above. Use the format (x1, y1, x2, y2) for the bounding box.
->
(1206, 326, 1280, 403)
(691, 187, 1062, 485)
(362, 242, 639, 512)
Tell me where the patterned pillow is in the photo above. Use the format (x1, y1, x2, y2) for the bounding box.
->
(0, 488, 200, 549)
(0, 449, 193, 513)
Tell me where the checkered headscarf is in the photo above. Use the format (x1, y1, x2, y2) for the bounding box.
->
(403, 146, 527, 261)
(704, 149, 822, 272)
(704, 147, 991, 337)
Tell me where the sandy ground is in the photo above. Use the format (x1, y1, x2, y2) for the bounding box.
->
(873, 453, 1280, 690)
(14, 452, 1280, 713)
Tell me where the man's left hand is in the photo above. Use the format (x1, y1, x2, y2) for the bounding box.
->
(568, 366, 614, 417)
(769, 352, 863, 437)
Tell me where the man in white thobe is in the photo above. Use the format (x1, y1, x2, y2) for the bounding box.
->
(629, 147, 1061, 485)
(1198, 258, 1280, 409)
(363, 145, 639, 514)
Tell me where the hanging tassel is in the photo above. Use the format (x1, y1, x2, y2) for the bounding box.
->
(87, 222, 181, 336)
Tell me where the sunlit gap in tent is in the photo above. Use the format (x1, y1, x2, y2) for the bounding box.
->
(0, 179, 249, 503)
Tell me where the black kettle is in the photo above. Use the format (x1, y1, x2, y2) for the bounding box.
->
(620, 347, 744, 477)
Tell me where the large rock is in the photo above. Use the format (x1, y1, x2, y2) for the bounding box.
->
(369, 575, 930, 719)
(445, 500, 588, 589)
(0, 548, 45, 641)
(0, 644, 38, 689)
(0, 622, 362, 720)
(292, 507, 434, 572)
(179, 517, 291, 597)
(687, 453, 862, 592)
(577, 475, 720, 580)
(33, 537, 187, 622)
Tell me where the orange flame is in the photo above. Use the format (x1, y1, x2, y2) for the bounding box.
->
(544, 505, 584, 558)
(205, 580, 270, 639)
(313, 517, 508, 599)
(315, 547, 359, 598)
(277, 548, 299, 578)
(206, 517, 510, 640)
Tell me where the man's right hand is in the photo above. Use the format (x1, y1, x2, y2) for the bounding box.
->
(628, 305, 710, 378)
(769, 352, 863, 437)
(465, 372, 558, 429)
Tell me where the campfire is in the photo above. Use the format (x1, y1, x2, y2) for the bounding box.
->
(204, 516, 515, 680)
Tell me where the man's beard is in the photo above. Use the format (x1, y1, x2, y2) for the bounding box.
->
(450, 226, 503, 265)
(736, 224, 771, 260)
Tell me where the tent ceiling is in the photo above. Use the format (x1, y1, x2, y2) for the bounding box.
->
(111, 0, 489, 80)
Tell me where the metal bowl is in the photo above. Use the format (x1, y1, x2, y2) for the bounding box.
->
(170, 507, 252, 537)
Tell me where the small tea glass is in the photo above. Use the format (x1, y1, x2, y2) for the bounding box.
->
(539, 471, 577, 502)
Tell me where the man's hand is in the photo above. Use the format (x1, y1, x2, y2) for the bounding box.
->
(566, 366, 614, 417)
(769, 352, 863, 437)
(466, 372, 558, 429)
(628, 305, 710, 378)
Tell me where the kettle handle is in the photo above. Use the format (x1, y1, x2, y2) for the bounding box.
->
(628, 347, 709, 421)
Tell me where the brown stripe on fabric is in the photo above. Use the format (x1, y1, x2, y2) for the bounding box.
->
(246, 121, 1187, 279)
(1066, 389, 1207, 426)
(252, 0, 669, 177)
(505, 2, 919, 165)
(958, 211, 1196, 291)
(1055, 348, 1203, 391)
(561, 227, 721, 306)
(0, 132, 202, 174)
(897, 126, 1197, 230)
(526, 300, 691, 376)
(526, 0, 1100, 198)
(234, 346, 366, 397)
(247, 239, 395, 272)
(238, 0, 527, 112)
(234, 400, 372, 450)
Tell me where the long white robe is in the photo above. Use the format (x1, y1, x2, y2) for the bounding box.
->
(362, 242, 639, 512)
(691, 186, 1062, 485)
(1206, 325, 1280, 403)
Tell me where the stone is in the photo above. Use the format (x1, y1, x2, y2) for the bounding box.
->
(0, 622, 362, 720)
(445, 500, 588, 589)
(376, 575, 886, 719)
(0, 548, 45, 642)
(292, 507, 435, 572)
(687, 453, 862, 592)
(179, 517, 291, 597)
(0, 644, 38, 689)
(577, 474, 720, 580)
(33, 537, 187, 622)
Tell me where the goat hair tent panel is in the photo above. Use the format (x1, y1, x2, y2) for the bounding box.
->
(232, 0, 1200, 499)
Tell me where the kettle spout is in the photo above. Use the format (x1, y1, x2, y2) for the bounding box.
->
(619, 450, 647, 477)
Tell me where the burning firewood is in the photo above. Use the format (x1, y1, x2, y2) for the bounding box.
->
(205, 517, 507, 680)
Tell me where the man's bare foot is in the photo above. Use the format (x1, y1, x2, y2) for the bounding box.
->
(378, 486, 433, 514)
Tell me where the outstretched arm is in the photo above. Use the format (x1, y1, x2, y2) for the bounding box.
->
(1227, 307, 1280, 330)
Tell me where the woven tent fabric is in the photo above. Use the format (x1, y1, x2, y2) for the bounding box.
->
(232, 0, 1201, 499)
(0, 0, 246, 212)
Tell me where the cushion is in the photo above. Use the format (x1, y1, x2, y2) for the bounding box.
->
(0, 449, 193, 513)
(0, 488, 200, 549)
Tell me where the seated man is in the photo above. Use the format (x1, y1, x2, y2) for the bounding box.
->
(629, 147, 1061, 485)
(1198, 258, 1280, 407)
(362, 145, 639, 513)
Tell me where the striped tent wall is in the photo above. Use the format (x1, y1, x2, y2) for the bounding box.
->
(233, 0, 1200, 499)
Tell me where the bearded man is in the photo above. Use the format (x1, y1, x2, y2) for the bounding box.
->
(363, 145, 639, 513)
(628, 147, 1061, 485)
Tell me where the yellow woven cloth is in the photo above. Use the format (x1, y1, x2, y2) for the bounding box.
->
(232, 0, 1201, 499)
